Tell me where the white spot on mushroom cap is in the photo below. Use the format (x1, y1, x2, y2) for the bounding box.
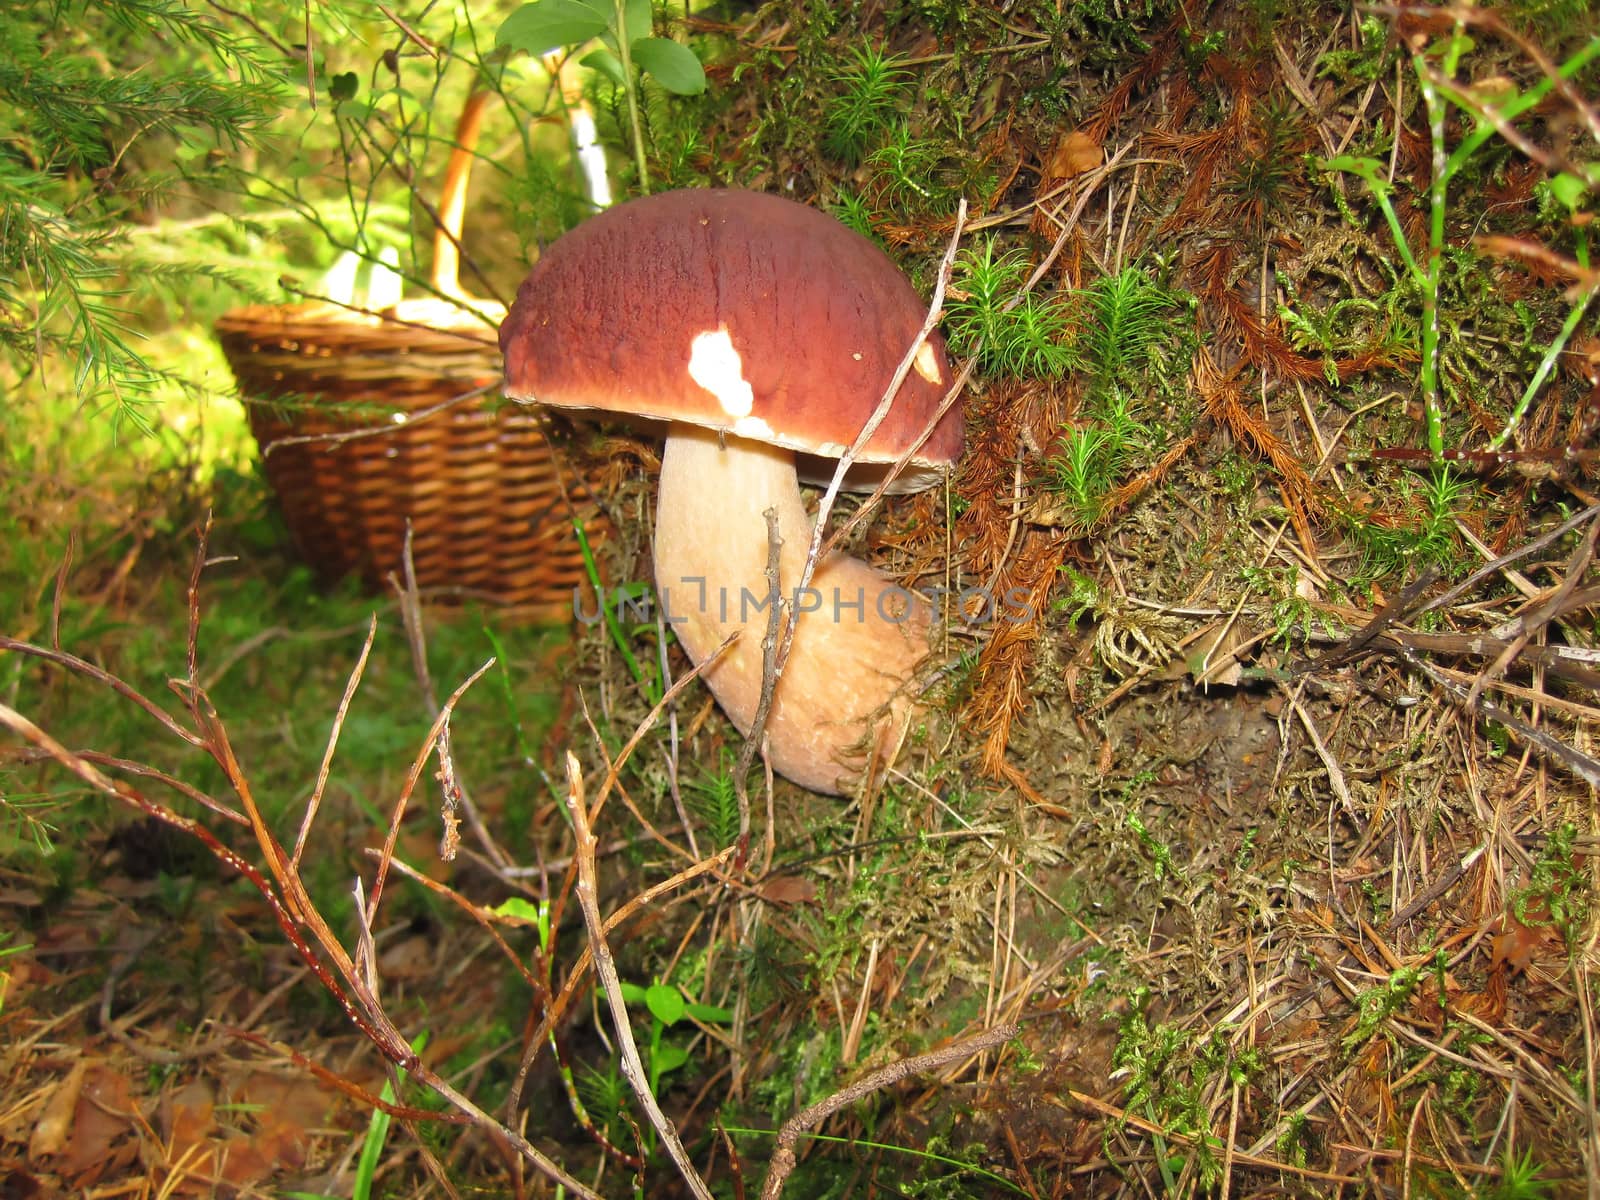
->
(732, 414, 775, 440)
(913, 341, 942, 385)
(688, 328, 754, 418)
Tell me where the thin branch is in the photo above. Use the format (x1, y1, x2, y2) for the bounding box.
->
(375, 2, 438, 57)
(759, 1021, 1019, 1200)
(735, 507, 785, 848)
(293, 615, 377, 868)
(363, 658, 498, 925)
(1415, 502, 1600, 618)
(564, 752, 716, 1200)
(0, 642, 208, 753)
(743, 200, 970, 780)
(259, 382, 497, 457)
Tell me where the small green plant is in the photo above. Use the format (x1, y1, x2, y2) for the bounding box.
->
(1484, 1146, 1555, 1200)
(1438, 1066, 1483, 1122)
(496, 0, 707, 193)
(603, 979, 731, 1153)
(829, 187, 879, 240)
(822, 43, 910, 164)
(1344, 466, 1468, 581)
(1033, 266, 1181, 530)
(1117, 770, 1187, 885)
(1241, 563, 1326, 651)
(1, 788, 60, 856)
(1342, 962, 1423, 1054)
(1124, 809, 1185, 886)
(1323, 22, 1600, 457)
(1224, 93, 1309, 236)
(1276, 1109, 1311, 1167)
(1047, 391, 1149, 531)
(1315, 13, 1391, 82)
(575, 1058, 631, 1138)
(1110, 996, 1259, 1190)
(1082, 267, 1180, 387)
(1053, 566, 1103, 629)
(1511, 823, 1593, 952)
(1277, 276, 1409, 385)
(944, 240, 1077, 377)
(682, 758, 740, 846)
(866, 121, 955, 215)
(492, 895, 554, 950)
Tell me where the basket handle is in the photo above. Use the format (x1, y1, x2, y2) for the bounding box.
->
(431, 88, 493, 299)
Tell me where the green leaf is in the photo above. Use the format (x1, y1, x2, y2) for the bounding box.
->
(495, 0, 609, 55)
(581, 46, 627, 87)
(645, 983, 687, 1025)
(492, 897, 543, 922)
(621, 0, 652, 47)
(1550, 171, 1591, 211)
(653, 1041, 690, 1076)
(630, 38, 706, 95)
(328, 71, 359, 102)
(685, 1000, 733, 1024)
(1321, 154, 1385, 181)
(618, 980, 649, 1004)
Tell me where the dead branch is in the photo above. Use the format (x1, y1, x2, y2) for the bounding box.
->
(758, 1020, 1019, 1200)
(734, 506, 784, 850)
(563, 751, 716, 1200)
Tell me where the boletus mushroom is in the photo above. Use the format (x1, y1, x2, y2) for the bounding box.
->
(499, 189, 962, 794)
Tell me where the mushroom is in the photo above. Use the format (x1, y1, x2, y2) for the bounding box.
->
(499, 189, 962, 794)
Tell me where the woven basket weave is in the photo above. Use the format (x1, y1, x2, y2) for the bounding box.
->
(216, 92, 599, 619)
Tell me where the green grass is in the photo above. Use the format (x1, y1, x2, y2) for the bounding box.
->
(1324, 25, 1600, 458)
(2, 380, 570, 928)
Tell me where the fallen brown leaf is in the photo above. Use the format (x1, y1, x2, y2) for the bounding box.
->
(27, 1060, 87, 1161)
(59, 1065, 139, 1184)
(1048, 129, 1102, 178)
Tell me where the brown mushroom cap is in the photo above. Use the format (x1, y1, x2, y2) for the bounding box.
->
(498, 188, 960, 490)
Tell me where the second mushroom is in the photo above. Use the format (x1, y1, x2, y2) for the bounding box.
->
(500, 189, 962, 794)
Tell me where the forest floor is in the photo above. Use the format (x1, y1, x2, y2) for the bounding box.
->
(4, 0, 1600, 1197)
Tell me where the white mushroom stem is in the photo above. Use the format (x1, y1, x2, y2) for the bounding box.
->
(654, 423, 929, 795)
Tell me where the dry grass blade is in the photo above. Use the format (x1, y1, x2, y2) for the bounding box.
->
(1062, 1089, 1362, 1185)
(735, 507, 785, 848)
(292, 613, 377, 868)
(563, 751, 716, 1200)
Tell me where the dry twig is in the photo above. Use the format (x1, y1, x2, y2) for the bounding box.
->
(563, 751, 716, 1200)
(759, 1021, 1018, 1200)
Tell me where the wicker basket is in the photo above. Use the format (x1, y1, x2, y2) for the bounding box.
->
(216, 92, 600, 620)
